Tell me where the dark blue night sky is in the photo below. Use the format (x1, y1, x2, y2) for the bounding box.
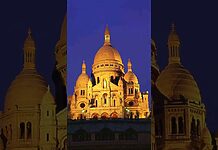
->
(67, 0, 151, 102)
(0, 0, 66, 110)
(152, 0, 218, 133)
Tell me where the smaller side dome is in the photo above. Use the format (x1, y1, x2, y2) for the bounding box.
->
(201, 126, 212, 144)
(76, 61, 90, 88)
(76, 74, 90, 88)
(124, 59, 138, 83)
(124, 72, 138, 83)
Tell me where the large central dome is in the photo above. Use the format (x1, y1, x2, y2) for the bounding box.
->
(4, 29, 48, 111)
(93, 25, 123, 66)
(94, 45, 122, 64)
(5, 69, 48, 111)
(156, 64, 201, 102)
(156, 24, 201, 102)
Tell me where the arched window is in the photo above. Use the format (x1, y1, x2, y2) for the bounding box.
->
(178, 117, 184, 134)
(47, 111, 49, 116)
(96, 128, 115, 141)
(101, 113, 109, 119)
(80, 90, 85, 96)
(171, 117, 177, 134)
(5, 126, 8, 137)
(72, 129, 91, 142)
(110, 112, 118, 119)
(92, 113, 99, 120)
(103, 79, 107, 88)
(26, 122, 32, 139)
(191, 117, 196, 136)
(9, 124, 12, 140)
(97, 77, 100, 83)
(103, 93, 107, 104)
(20, 122, 25, 139)
(197, 119, 200, 136)
(159, 119, 163, 136)
(47, 133, 49, 141)
(114, 100, 116, 107)
(95, 100, 98, 107)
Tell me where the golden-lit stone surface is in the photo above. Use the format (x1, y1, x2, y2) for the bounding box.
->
(156, 63, 201, 102)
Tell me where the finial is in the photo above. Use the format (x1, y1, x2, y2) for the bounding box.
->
(28, 27, 32, 35)
(23, 27, 35, 69)
(47, 85, 50, 92)
(105, 24, 110, 35)
(168, 22, 181, 64)
(26, 27, 33, 41)
(171, 23, 175, 32)
(127, 58, 132, 72)
(82, 60, 86, 74)
(104, 24, 111, 45)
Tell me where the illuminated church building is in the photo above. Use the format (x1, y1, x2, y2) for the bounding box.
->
(69, 26, 149, 120)
(0, 16, 67, 150)
(68, 26, 151, 150)
(152, 24, 214, 150)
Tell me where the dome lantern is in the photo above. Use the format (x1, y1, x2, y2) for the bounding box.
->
(82, 60, 86, 74)
(104, 24, 111, 46)
(23, 28, 36, 69)
(127, 58, 132, 72)
(75, 60, 90, 88)
(4, 29, 48, 111)
(168, 23, 181, 64)
(124, 59, 138, 83)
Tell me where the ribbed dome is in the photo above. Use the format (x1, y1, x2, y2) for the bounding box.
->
(93, 25, 123, 65)
(76, 74, 90, 88)
(124, 59, 138, 83)
(76, 61, 90, 88)
(94, 45, 123, 65)
(201, 126, 212, 144)
(156, 63, 201, 102)
(4, 69, 48, 111)
(124, 71, 138, 83)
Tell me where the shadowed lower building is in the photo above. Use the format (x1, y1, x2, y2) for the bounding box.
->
(152, 24, 213, 150)
(68, 119, 151, 150)
(0, 16, 67, 150)
(68, 26, 151, 149)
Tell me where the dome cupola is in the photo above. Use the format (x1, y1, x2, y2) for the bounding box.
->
(92, 25, 124, 75)
(124, 59, 138, 83)
(4, 28, 48, 111)
(156, 24, 201, 102)
(76, 61, 90, 88)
